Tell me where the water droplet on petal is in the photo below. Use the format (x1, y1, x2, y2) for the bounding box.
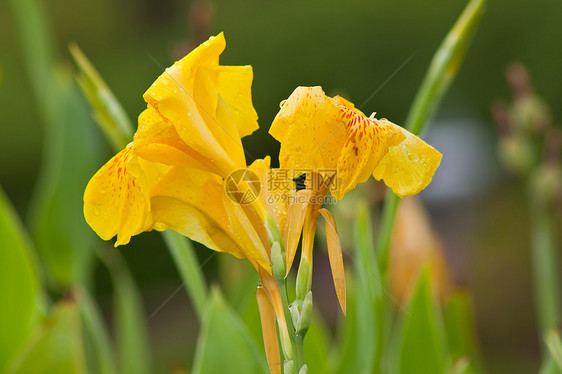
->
(279, 99, 287, 108)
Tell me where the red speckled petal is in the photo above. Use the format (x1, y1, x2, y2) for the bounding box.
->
(84, 145, 153, 246)
(334, 107, 404, 199)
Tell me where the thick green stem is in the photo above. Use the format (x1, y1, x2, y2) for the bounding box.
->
(277, 278, 306, 373)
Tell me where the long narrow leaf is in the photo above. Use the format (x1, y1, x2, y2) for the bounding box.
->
(390, 269, 449, 374)
(333, 203, 384, 374)
(69, 44, 133, 150)
(377, 0, 487, 273)
(0, 186, 45, 372)
(545, 331, 562, 372)
(8, 0, 102, 287)
(7, 301, 87, 374)
(76, 288, 118, 374)
(98, 247, 152, 374)
(191, 288, 269, 374)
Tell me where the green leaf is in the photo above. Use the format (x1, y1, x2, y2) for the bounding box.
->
(545, 330, 562, 372)
(27, 75, 103, 287)
(69, 43, 133, 151)
(377, 0, 487, 274)
(98, 248, 152, 374)
(303, 311, 330, 374)
(0, 187, 45, 372)
(448, 358, 473, 374)
(8, 0, 102, 288)
(391, 268, 449, 374)
(164, 230, 208, 322)
(191, 288, 268, 374)
(539, 357, 562, 374)
(444, 291, 484, 374)
(6, 301, 87, 374)
(332, 203, 384, 374)
(77, 288, 117, 374)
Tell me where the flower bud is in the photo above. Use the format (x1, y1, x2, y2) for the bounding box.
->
(271, 241, 286, 281)
(284, 360, 294, 374)
(296, 291, 313, 335)
(295, 256, 311, 301)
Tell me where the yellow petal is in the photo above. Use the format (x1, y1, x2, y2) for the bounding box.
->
(149, 166, 270, 271)
(318, 208, 346, 315)
(372, 120, 442, 198)
(215, 65, 259, 138)
(84, 145, 154, 246)
(142, 33, 254, 177)
(334, 108, 405, 199)
(269, 86, 442, 199)
(270, 86, 346, 171)
(256, 286, 282, 374)
(284, 189, 312, 275)
(248, 157, 289, 235)
(134, 107, 222, 174)
(259, 267, 292, 359)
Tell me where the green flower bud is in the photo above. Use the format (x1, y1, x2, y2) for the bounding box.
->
(271, 241, 286, 281)
(296, 256, 311, 301)
(296, 291, 313, 335)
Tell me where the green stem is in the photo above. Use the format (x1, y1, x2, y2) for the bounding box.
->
(376, 192, 400, 275)
(277, 277, 306, 373)
(76, 287, 118, 374)
(530, 199, 560, 336)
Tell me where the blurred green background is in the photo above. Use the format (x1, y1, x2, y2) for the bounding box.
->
(1, 1, 561, 373)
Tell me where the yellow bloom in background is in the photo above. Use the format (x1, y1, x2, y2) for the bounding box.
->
(390, 197, 450, 304)
(270, 86, 442, 199)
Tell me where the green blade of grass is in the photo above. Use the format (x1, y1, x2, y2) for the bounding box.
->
(98, 247, 153, 374)
(389, 269, 449, 374)
(191, 288, 269, 374)
(545, 331, 562, 372)
(333, 203, 384, 374)
(76, 287, 118, 374)
(163, 230, 208, 321)
(69, 44, 133, 151)
(377, 0, 487, 274)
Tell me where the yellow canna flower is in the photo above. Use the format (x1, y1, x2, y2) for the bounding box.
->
(83, 34, 444, 373)
(269, 86, 442, 199)
(267, 86, 443, 314)
(84, 36, 291, 374)
(84, 33, 271, 272)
